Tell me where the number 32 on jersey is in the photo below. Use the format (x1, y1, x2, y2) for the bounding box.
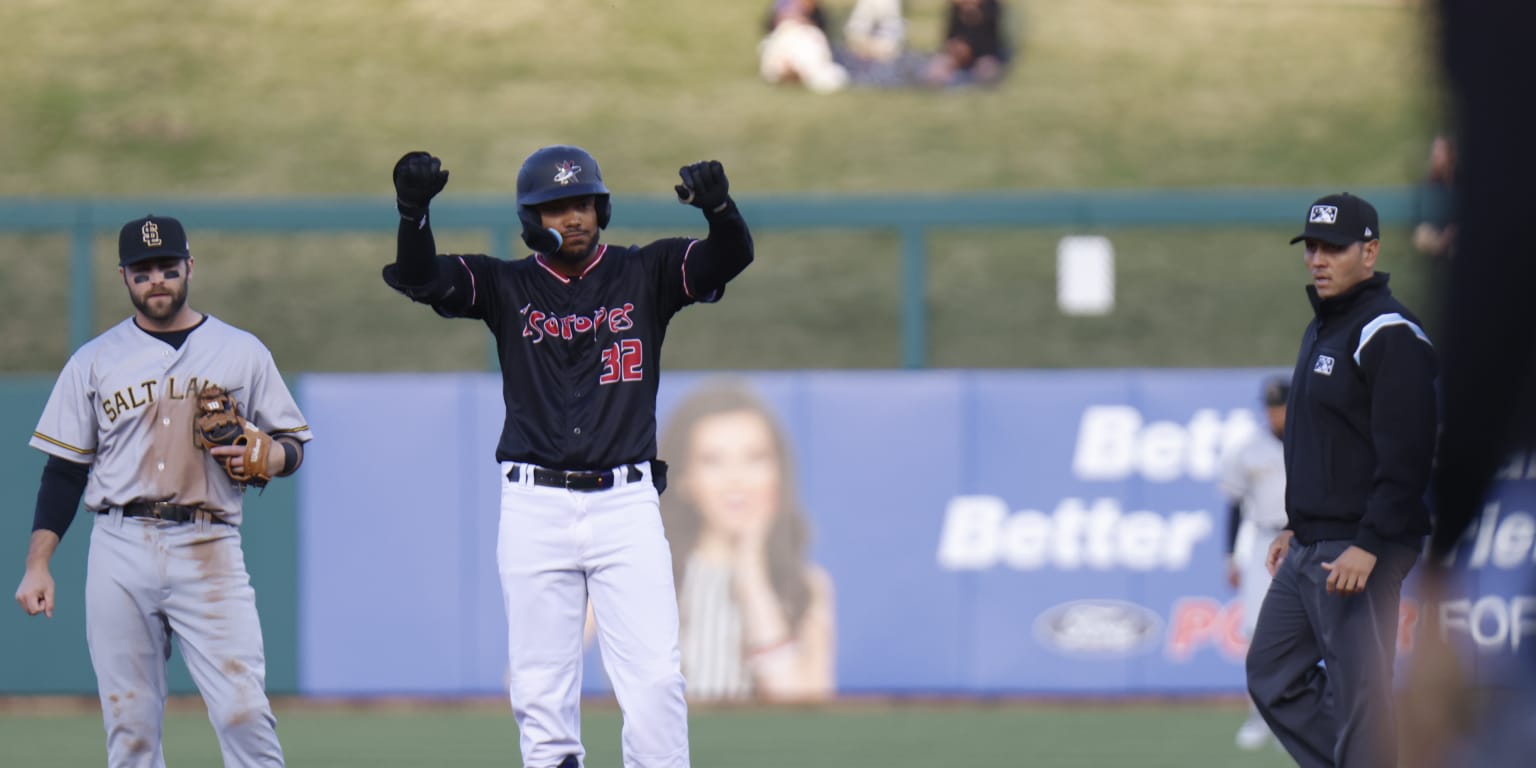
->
(600, 339, 643, 384)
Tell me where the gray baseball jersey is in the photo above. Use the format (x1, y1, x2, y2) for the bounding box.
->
(1218, 427, 1288, 532)
(31, 315, 312, 526)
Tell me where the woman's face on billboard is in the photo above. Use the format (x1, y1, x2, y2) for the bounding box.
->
(683, 409, 782, 537)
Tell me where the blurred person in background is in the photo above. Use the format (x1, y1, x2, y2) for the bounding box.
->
(844, 0, 905, 63)
(1217, 373, 1290, 751)
(924, 0, 1012, 87)
(1246, 192, 1437, 768)
(758, 0, 849, 94)
(842, 0, 926, 87)
(658, 381, 835, 702)
(1411, 134, 1457, 263)
(1399, 2, 1536, 766)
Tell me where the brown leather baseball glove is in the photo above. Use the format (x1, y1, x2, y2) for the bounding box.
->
(192, 386, 272, 487)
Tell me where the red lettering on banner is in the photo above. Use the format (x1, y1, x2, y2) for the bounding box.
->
(1165, 597, 1246, 662)
(1398, 598, 1420, 654)
(1165, 596, 1420, 662)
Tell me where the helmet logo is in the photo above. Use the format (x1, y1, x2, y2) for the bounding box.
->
(553, 161, 582, 186)
(141, 221, 162, 247)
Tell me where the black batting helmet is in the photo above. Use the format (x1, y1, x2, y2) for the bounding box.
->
(515, 145, 612, 227)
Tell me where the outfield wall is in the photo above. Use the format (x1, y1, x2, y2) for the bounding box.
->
(2, 371, 1532, 697)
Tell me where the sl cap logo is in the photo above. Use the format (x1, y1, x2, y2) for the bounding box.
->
(552, 161, 582, 186)
(141, 221, 162, 247)
(1309, 205, 1339, 224)
(1313, 354, 1335, 376)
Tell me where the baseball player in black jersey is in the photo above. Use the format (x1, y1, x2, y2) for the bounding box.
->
(383, 146, 753, 768)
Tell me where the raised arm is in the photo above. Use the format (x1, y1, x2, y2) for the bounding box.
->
(382, 151, 477, 316)
(674, 161, 754, 299)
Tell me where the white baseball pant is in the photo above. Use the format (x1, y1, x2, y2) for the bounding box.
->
(497, 461, 689, 768)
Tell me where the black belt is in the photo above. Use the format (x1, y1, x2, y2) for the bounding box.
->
(113, 501, 231, 526)
(507, 464, 644, 492)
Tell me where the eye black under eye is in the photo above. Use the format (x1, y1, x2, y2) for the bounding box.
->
(161, 269, 180, 279)
(132, 274, 152, 284)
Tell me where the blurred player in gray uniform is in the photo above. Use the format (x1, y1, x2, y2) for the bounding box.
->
(13, 215, 312, 768)
(1218, 373, 1289, 751)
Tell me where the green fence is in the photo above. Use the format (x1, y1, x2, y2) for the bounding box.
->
(0, 188, 1419, 370)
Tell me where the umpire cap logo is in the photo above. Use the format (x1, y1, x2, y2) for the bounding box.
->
(1309, 205, 1339, 224)
(142, 221, 163, 247)
(553, 161, 582, 186)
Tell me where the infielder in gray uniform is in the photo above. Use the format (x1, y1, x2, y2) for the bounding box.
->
(12, 215, 312, 768)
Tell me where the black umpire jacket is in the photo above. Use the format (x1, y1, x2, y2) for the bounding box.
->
(1283, 272, 1439, 555)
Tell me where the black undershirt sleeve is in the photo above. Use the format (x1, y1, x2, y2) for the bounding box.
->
(33, 456, 89, 539)
(396, 217, 439, 285)
(680, 200, 755, 298)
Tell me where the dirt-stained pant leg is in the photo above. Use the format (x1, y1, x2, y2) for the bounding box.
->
(163, 521, 284, 767)
(87, 512, 171, 768)
(583, 473, 689, 768)
(499, 466, 592, 768)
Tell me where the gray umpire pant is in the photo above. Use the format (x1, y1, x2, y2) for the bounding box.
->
(1245, 538, 1419, 768)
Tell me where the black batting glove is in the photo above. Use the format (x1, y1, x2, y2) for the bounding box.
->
(393, 151, 449, 222)
(674, 160, 730, 214)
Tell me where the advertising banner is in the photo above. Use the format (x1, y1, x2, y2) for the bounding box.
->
(297, 370, 1535, 698)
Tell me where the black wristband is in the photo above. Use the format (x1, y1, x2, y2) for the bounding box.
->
(278, 439, 302, 476)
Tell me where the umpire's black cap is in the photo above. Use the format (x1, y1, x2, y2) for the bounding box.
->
(119, 214, 191, 266)
(1289, 192, 1380, 246)
(1262, 374, 1291, 407)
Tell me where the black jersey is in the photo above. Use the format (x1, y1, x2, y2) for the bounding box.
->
(386, 204, 753, 470)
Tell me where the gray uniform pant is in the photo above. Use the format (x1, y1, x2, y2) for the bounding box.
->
(1245, 538, 1418, 768)
(87, 510, 284, 767)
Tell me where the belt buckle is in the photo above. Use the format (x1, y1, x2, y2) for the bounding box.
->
(565, 470, 609, 491)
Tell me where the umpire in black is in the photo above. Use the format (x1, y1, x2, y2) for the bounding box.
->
(1246, 192, 1438, 768)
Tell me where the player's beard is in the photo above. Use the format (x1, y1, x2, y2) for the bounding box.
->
(131, 281, 189, 323)
(550, 232, 601, 266)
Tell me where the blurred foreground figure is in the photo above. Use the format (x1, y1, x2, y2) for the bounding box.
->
(1401, 3, 1536, 767)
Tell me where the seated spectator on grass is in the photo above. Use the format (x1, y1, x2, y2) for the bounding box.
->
(924, 0, 1012, 88)
(841, 0, 927, 87)
(845, 0, 906, 64)
(759, 0, 849, 94)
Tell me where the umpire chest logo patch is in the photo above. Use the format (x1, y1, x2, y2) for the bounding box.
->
(1313, 354, 1335, 375)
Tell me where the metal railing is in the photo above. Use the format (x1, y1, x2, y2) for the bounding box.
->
(0, 187, 1417, 368)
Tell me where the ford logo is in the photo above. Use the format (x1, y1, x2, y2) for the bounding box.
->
(1034, 599, 1162, 656)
